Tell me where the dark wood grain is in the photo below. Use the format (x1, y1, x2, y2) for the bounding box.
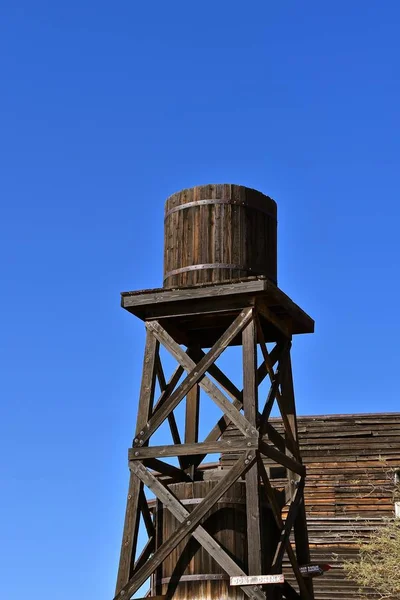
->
(163, 184, 277, 288)
(184, 376, 200, 477)
(115, 330, 158, 594)
(242, 317, 262, 576)
(129, 438, 258, 460)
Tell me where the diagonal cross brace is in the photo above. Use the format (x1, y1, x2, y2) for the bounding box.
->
(138, 310, 257, 444)
(190, 342, 285, 470)
(115, 330, 158, 594)
(114, 452, 266, 600)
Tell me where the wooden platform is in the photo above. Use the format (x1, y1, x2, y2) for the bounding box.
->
(121, 276, 314, 347)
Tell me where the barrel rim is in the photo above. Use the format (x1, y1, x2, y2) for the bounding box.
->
(165, 183, 276, 212)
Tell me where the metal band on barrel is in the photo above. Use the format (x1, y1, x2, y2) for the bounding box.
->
(164, 263, 256, 279)
(164, 198, 276, 219)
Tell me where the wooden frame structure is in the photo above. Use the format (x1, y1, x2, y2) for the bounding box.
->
(114, 277, 315, 600)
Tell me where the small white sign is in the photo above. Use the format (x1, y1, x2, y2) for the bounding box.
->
(230, 574, 284, 586)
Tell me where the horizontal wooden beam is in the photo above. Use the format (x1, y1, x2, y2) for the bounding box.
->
(129, 438, 258, 460)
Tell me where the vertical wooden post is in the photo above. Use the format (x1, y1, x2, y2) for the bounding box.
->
(115, 330, 158, 594)
(153, 498, 163, 596)
(242, 314, 262, 576)
(184, 382, 200, 478)
(281, 354, 314, 598)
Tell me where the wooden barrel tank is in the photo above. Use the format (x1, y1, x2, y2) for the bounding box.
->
(152, 478, 280, 600)
(163, 184, 277, 288)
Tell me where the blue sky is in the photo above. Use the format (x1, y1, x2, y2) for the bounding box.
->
(1, 2, 400, 599)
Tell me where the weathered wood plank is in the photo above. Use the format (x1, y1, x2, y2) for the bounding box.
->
(242, 317, 262, 576)
(122, 278, 268, 307)
(278, 352, 301, 462)
(129, 437, 258, 460)
(135, 331, 159, 437)
(120, 277, 314, 336)
(183, 376, 200, 477)
(279, 358, 314, 597)
(154, 498, 163, 596)
(185, 383, 200, 446)
(115, 473, 142, 594)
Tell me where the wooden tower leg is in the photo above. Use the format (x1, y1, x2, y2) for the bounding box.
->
(243, 318, 262, 576)
(280, 356, 314, 599)
(115, 330, 158, 595)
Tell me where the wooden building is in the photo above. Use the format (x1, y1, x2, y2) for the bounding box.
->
(221, 412, 400, 599)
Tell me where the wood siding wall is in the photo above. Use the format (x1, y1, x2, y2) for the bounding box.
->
(221, 413, 400, 599)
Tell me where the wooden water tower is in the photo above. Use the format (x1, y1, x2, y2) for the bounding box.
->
(114, 184, 315, 600)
